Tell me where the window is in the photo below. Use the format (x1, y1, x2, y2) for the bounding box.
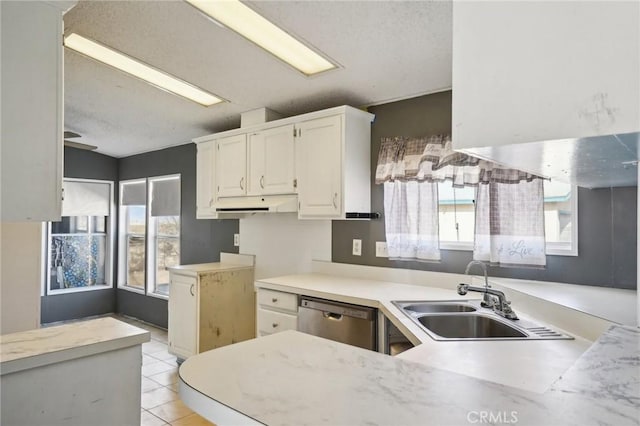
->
(436, 180, 578, 255)
(46, 179, 114, 294)
(118, 175, 181, 298)
(438, 181, 476, 250)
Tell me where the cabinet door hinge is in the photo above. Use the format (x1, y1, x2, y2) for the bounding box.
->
(293, 127, 296, 137)
(217, 185, 220, 193)
(293, 179, 297, 189)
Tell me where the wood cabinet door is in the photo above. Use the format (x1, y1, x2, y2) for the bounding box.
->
(216, 134, 247, 197)
(248, 124, 295, 196)
(168, 274, 198, 359)
(296, 115, 342, 218)
(195, 141, 216, 218)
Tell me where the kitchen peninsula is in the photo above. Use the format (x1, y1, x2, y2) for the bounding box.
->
(178, 268, 639, 425)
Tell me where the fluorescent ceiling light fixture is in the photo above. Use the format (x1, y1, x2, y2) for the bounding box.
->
(186, 0, 337, 76)
(64, 33, 224, 107)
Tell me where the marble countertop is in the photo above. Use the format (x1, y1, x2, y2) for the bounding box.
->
(179, 326, 639, 426)
(255, 273, 593, 392)
(0, 317, 149, 375)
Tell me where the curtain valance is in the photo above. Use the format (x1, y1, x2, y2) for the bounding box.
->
(375, 135, 541, 186)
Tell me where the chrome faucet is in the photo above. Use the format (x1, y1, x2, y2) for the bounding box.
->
(457, 260, 519, 320)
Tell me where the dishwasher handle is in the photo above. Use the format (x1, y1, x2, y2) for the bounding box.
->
(323, 311, 343, 321)
(299, 297, 375, 320)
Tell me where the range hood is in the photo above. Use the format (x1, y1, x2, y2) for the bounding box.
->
(213, 195, 298, 218)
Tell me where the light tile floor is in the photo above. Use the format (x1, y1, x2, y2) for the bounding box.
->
(116, 316, 215, 426)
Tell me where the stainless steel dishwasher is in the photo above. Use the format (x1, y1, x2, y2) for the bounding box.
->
(298, 297, 377, 350)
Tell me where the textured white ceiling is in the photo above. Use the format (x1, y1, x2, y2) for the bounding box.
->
(63, 0, 452, 157)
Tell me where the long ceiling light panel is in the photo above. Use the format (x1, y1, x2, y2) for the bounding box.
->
(64, 33, 224, 107)
(185, 0, 337, 76)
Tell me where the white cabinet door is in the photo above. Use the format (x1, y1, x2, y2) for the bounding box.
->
(168, 274, 198, 359)
(248, 124, 295, 196)
(1, 1, 70, 221)
(216, 134, 247, 197)
(296, 115, 342, 218)
(196, 141, 216, 218)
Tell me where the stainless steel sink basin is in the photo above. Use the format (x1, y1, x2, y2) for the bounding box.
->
(402, 302, 476, 314)
(417, 314, 527, 339)
(392, 300, 573, 341)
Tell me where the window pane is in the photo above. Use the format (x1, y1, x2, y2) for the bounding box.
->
(438, 181, 475, 243)
(93, 216, 107, 233)
(127, 235, 145, 289)
(155, 236, 180, 296)
(544, 181, 573, 243)
(48, 235, 106, 290)
(127, 206, 146, 234)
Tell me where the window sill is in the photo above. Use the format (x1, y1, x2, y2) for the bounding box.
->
(118, 285, 146, 295)
(47, 284, 112, 295)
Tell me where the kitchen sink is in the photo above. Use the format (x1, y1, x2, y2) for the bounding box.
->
(417, 314, 527, 339)
(401, 301, 477, 314)
(392, 300, 573, 341)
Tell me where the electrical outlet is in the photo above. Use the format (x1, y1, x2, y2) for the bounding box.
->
(376, 241, 388, 257)
(352, 239, 362, 256)
(233, 234, 240, 247)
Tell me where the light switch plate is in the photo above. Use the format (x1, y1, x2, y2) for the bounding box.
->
(233, 234, 240, 247)
(376, 241, 388, 257)
(352, 239, 362, 256)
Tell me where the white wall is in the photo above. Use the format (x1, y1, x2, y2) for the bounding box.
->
(1, 222, 43, 333)
(239, 213, 331, 280)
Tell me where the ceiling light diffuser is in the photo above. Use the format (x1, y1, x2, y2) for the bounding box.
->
(64, 33, 224, 107)
(186, 0, 337, 76)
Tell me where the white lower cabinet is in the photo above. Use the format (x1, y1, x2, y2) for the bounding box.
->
(168, 264, 256, 360)
(256, 288, 298, 337)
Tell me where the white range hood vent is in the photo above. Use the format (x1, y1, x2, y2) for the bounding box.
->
(213, 195, 297, 218)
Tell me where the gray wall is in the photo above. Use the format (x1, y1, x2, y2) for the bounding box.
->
(117, 143, 238, 327)
(332, 91, 638, 290)
(41, 147, 119, 324)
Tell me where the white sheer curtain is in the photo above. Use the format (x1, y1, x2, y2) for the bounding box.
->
(384, 181, 440, 261)
(474, 180, 546, 267)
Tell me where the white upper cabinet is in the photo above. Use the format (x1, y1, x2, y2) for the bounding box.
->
(451, 2, 639, 188)
(296, 116, 342, 218)
(453, 1, 639, 151)
(296, 108, 374, 220)
(216, 134, 247, 197)
(1, 1, 76, 221)
(195, 140, 216, 218)
(248, 124, 295, 196)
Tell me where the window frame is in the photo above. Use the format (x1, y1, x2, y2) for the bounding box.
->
(118, 178, 147, 294)
(437, 183, 579, 256)
(45, 178, 115, 295)
(118, 175, 181, 299)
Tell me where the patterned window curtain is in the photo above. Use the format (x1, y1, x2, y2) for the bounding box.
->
(376, 135, 546, 267)
(474, 180, 546, 267)
(383, 181, 440, 261)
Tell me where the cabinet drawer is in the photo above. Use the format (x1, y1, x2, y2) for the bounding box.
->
(257, 289, 298, 313)
(257, 308, 297, 334)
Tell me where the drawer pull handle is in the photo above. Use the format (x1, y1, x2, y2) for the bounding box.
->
(190, 284, 194, 296)
(272, 323, 279, 328)
(272, 298, 278, 303)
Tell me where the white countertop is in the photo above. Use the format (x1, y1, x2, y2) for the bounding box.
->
(0, 317, 149, 375)
(179, 326, 639, 426)
(255, 273, 592, 393)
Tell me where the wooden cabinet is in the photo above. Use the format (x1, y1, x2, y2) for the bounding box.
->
(0, 1, 76, 221)
(296, 116, 342, 218)
(168, 263, 255, 360)
(256, 288, 298, 337)
(295, 108, 374, 219)
(216, 134, 247, 197)
(248, 124, 296, 196)
(195, 140, 216, 219)
(193, 105, 374, 219)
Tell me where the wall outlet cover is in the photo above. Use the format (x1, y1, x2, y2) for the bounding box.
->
(376, 241, 388, 257)
(234, 234, 240, 247)
(352, 239, 362, 256)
